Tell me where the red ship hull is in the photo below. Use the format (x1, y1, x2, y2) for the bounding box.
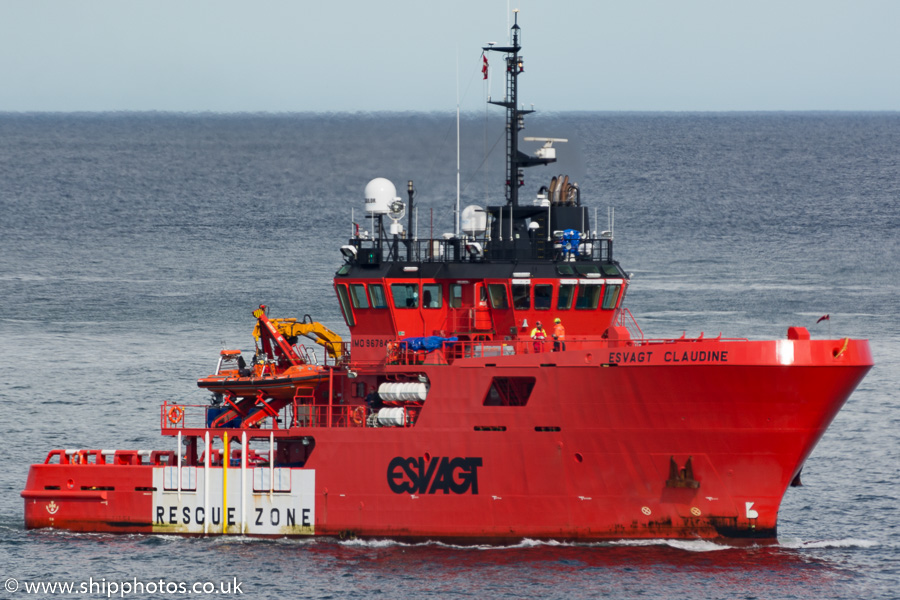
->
(23, 336, 872, 541)
(21, 16, 874, 543)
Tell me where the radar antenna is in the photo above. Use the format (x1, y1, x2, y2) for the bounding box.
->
(483, 11, 557, 206)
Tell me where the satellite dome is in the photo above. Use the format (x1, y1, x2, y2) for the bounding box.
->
(461, 205, 487, 236)
(364, 178, 397, 215)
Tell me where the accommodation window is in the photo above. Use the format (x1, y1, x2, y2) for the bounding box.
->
(534, 284, 552, 310)
(512, 283, 530, 310)
(335, 284, 355, 327)
(576, 283, 602, 310)
(483, 377, 536, 407)
(422, 284, 442, 309)
(488, 284, 509, 309)
(369, 284, 387, 309)
(349, 284, 369, 309)
(449, 284, 462, 308)
(391, 283, 419, 308)
(602, 284, 622, 310)
(558, 283, 575, 310)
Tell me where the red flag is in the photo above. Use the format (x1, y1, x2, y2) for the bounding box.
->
(816, 314, 830, 324)
(482, 53, 488, 80)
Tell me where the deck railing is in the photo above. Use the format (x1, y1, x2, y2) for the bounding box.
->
(347, 235, 615, 265)
(160, 400, 368, 434)
(614, 307, 644, 340)
(382, 334, 748, 367)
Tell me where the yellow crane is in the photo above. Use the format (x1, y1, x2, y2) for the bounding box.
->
(252, 314, 344, 360)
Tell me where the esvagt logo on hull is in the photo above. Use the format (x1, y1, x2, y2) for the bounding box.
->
(387, 456, 482, 495)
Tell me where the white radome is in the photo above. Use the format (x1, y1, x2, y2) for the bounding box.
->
(461, 205, 487, 236)
(364, 177, 397, 215)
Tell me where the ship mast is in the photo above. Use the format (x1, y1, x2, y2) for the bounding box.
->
(484, 10, 555, 206)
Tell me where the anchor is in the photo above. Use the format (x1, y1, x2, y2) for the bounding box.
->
(666, 456, 700, 489)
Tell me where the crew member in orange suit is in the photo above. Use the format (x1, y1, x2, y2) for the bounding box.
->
(552, 317, 566, 352)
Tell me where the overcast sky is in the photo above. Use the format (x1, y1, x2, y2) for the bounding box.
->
(2, 0, 898, 113)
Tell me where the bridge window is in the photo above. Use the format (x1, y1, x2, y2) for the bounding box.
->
(483, 377, 536, 407)
(534, 284, 552, 310)
(512, 283, 530, 310)
(422, 284, 442, 309)
(576, 283, 602, 310)
(488, 284, 509, 309)
(602, 264, 624, 277)
(391, 283, 419, 309)
(336, 284, 355, 327)
(349, 284, 369, 309)
(369, 284, 387, 309)
(602, 283, 622, 310)
(558, 283, 575, 310)
(449, 284, 462, 308)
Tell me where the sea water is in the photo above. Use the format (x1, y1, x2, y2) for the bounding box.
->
(0, 112, 897, 599)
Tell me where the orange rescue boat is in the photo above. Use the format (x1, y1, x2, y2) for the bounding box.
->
(196, 306, 340, 428)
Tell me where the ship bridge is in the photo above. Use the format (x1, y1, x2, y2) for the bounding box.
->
(335, 187, 632, 367)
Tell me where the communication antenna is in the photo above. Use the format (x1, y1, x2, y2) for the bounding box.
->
(456, 49, 461, 237)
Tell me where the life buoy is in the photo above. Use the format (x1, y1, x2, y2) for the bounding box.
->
(351, 405, 366, 426)
(167, 405, 185, 424)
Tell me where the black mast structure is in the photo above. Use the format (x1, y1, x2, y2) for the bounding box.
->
(484, 11, 555, 207)
(343, 11, 615, 267)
